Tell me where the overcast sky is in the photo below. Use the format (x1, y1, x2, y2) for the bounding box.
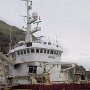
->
(0, 0, 90, 70)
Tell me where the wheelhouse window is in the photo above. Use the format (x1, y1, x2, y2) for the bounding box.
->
(20, 50, 23, 55)
(54, 50, 56, 54)
(24, 50, 26, 54)
(17, 51, 20, 55)
(27, 49, 30, 53)
(50, 50, 53, 54)
(54, 50, 59, 55)
(40, 49, 43, 53)
(44, 49, 46, 53)
(47, 50, 49, 54)
(29, 66, 37, 73)
(36, 49, 39, 53)
(17, 48, 61, 56)
(31, 49, 34, 53)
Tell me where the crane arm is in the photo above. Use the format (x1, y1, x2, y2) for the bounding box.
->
(0, 52, 14, 65)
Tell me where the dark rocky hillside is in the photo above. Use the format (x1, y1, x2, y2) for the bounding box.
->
(0, 20, 25, 54)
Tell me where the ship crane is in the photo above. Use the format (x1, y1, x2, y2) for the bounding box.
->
(60, 64, 76, 72)
(0, 52, 14, 65)
(60, 64, 76, 83)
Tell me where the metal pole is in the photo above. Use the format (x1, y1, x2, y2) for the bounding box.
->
(25, 0, 32, 43)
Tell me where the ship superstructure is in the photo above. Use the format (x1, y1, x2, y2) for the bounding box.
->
(7, 0, 64, 85)
(6, 0, 73, 85)
(0, 0, 88, 87)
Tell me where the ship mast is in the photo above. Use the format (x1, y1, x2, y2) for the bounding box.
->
(22, 0, 38, 46)
(25, 0, 32, 43)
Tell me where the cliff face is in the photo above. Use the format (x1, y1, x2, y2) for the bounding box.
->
(0, 20, 25, 54)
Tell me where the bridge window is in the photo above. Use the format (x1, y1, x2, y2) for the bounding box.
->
(54, 50, 56, 54)
(31, 49, 34, 53)
(47, 50, 49, 54)
(36, 49, 39, 53)
(50, 50, 53, 54)
(40, 49, 43, 53)
(17, 51, 20, 55)
(44, 49, 46, 53)
(20, 50, 23, 55)
(24, 50, 26, 54)
(27, 49, 30, 53)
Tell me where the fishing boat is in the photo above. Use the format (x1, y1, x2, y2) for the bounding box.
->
(0, 0, 90, 90)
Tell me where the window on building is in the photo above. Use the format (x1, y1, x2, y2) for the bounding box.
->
(36, 49, 39, 53)
(40, 49, 43, 53)
(27, 49, 30, 53)
(29, 66, 37, 73)
(31, 49, 34, 53)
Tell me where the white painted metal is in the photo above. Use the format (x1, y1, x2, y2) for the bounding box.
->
(0, 0, 77, 85)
